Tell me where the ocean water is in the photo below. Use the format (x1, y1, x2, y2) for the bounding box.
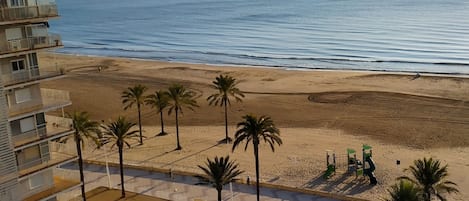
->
(50, 0, 469, 74)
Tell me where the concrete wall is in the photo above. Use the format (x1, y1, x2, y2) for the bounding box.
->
(0, 72, 20, 201)
(0, 55, 27, 75)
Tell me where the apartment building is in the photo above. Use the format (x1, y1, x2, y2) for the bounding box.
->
(0, 0, 80, 200)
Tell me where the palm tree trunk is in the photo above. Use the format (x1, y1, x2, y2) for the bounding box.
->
(75, 133, 86, 201)
(254, 143, 260, 201)
(224, 100, 229, 143)
(175, 108, 182, 150)
(160, 111, 165, 134)
(137, 104, 143, 145)
(424, 188, 431, 201)
(217, 187, 222, 201)
(118, 144, 126, 198)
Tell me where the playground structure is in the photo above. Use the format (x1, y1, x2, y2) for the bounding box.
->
(325, 144, 377, 185)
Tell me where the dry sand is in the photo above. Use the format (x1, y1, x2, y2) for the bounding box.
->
(40, 52, 469, 200)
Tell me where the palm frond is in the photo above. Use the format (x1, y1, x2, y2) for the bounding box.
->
(65, 111, 101, 148)
(121, 84, 147, 110)
(197, 156, 244, 189)
(385, 180, 422, 201)
(207, 74, 244, 107)
(166, 84, 199, 116)
(399, 157, 459, 201)
(101, 116, 139, 150)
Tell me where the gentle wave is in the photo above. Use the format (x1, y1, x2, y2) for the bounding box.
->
(59, 45, 469, 67)
(51, 0, 469, 74)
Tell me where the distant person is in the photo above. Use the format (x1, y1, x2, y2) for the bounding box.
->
(412, 72, 421, 80)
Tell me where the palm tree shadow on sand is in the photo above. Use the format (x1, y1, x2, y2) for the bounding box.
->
(161, 143, 221, 167)
(304, 172, 375, 195)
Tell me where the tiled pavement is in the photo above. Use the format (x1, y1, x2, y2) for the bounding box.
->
(59, 163, 338, 201)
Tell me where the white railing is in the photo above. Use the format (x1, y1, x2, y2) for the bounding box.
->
(8, 88, 70, 117)
(41, 88, 71, 105)
(46, 115, 73, 129)
(0, 4, 58, 22)
(50, 141, 76, 155)
(2, 34, 62, 53)
(1, 67, 64, 86)
(17, 168, 80, 201)
(53, 168, 80, 181)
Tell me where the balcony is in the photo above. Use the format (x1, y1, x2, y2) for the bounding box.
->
(2, 67, 65, 88)
(9, 88, 72, 120)
(18, 142, 77, 178)
(0, 34, 63, 56)
(13, 115, 73, 150)
(22, 169, 81, 201)
(0, 4, 58, 25)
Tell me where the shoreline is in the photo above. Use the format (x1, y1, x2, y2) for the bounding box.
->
(40, 52, 469, 200)
(49, 51, 469, 78)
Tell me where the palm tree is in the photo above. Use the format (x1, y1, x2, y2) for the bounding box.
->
(386, 180, 422, 201)
(198, 156, 244, 201)
(399, 157, 459, 201)
(122, 84, 147, 145)
(60, 111, 101, 201)
(232, 114, 282, 201)
(101, 116, 139, 198)
(207, 74, 245, 143)
(145, 90, 170, 136)
(166, 84, 199, 150)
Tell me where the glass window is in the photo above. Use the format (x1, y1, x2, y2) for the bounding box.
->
(19, 116, 35, 133)
(14, 88, 31, 103)
(28, 53, 38, 67)
(10, 0, 25, 7)
(36, 113, 46, 126)
(29, 173, 43, 189)
(11, 60, 25, 72)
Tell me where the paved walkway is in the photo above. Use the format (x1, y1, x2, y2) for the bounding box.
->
(59, 163, 338, 201)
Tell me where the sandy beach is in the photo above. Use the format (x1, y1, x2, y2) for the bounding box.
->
(40, 52, 469, 200)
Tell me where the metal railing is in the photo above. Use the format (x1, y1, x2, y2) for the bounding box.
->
(1, 67, 64, 86)
(0, 4, 58, 22)
(1, 34, 62, 54)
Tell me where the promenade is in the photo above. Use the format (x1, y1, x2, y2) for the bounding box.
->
(59, 163, 338, 201)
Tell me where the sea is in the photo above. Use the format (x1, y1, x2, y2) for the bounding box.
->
(50, 0, 469, 74)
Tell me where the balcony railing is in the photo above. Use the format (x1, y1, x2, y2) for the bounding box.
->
(1, 67, 65, 88)
(12, 115, 73, 148)
(0, 4, 58, 23)
(0, 34, 62, 55)
(41, 88, 70, 106)
(21, 169, 80, 201)
(18, 142, 77, 177)
(8, 88, 71, 119)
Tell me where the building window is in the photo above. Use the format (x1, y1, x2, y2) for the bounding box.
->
(17, 145, 41, 170)
(19, 116, 35, 133)
(14, 88, 31, 103)
(28, 53, 38, 67)
(36, 113, 46, 126)
(11, 60, 25, 72)
(29, 173, 44, 190)
(10, 0, 25, 7)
